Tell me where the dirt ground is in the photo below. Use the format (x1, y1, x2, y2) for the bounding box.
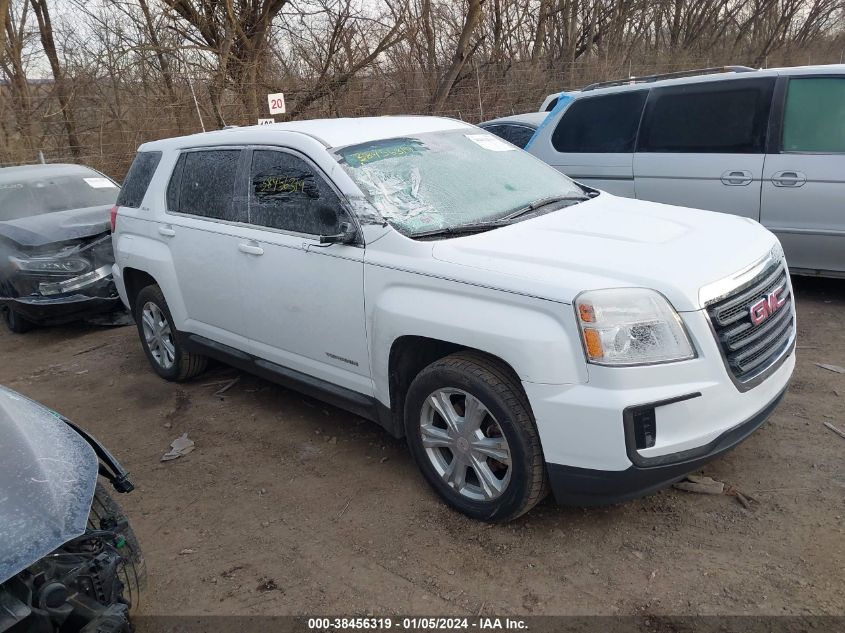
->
(1, 276, 843, 617)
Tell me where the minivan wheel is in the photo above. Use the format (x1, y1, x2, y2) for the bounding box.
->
(3, 307, 34, 334)
(404, 351, 548, 522)
(134, 285, 207, 381)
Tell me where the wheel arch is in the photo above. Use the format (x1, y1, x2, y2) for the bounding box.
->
(386, 336, 526, 438)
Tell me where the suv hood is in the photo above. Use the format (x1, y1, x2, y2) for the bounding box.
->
(431, 194, 779, 311)
(0, 205, 111, 248)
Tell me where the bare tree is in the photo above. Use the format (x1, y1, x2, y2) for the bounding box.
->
(28, 0, 81, 157)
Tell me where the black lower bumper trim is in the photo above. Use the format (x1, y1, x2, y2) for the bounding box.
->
(547, 387, 788, 506)
(1, 295, 121, 325)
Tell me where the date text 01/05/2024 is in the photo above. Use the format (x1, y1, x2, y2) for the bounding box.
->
(306, 617, 528, 630)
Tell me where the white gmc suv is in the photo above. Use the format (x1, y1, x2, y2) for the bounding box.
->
(111, 116, 795, 522)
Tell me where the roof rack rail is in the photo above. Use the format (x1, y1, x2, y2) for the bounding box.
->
(581, 65, 756, 92)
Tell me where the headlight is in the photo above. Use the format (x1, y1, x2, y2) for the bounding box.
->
(574, 288, 695, 366)
(9, 255, 90, 275)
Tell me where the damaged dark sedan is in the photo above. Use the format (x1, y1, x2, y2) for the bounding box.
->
(0, 164, 122, 333)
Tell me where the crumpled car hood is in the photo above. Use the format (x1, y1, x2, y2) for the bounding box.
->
(0, 386, 97, 584)
(432, 193, 779, 311)
(0, 205, 111, 247)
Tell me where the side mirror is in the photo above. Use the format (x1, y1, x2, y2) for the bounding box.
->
(319, 221, 357, 245)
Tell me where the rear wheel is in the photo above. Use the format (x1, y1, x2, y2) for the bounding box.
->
(87, 483, 146, 615)
(134, 284, 207, 381)
(3, 308, 34, 334)
(404, 351, 548, 522)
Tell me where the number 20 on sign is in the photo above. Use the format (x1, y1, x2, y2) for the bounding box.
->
(267, 93, 286, 115)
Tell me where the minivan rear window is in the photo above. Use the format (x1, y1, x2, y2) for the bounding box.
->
(782, 77, 845, 153)
(117, 151, 161, 208)
(552, 91, 647, 153)
(638, 79, 775, 154)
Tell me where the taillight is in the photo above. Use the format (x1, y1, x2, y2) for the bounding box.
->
(110, 205, 118, 232)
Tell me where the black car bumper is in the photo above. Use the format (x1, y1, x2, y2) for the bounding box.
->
(546, 387, 787, 506)
(1, 293, 121, 325)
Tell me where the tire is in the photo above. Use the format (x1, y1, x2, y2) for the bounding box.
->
(404, 351, 548, 522)
(4, 308, 34, 334)
(87, 482, 147, 615)
(134, 284, 207, 381)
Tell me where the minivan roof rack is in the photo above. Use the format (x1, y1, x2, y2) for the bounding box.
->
(581, 65, 756, 92)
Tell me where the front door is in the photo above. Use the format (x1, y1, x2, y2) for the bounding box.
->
(633, 77, 775, 220)
(762, 75, 845, 275)
(236, 148, 372, 396)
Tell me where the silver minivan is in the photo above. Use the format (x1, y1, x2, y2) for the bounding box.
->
(527, 65, 845, 277)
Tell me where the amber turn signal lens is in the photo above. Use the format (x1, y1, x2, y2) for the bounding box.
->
(583, 328, 603, 359)
(578, 303, 596, 323)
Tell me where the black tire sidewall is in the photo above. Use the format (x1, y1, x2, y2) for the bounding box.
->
(134, 286, 182, 380)
(404, 362, 537, 522)
(4, 308, 33, 334)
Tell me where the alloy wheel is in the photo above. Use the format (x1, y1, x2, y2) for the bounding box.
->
(141, 302, 175, 369)
(419, 388, 512, 501)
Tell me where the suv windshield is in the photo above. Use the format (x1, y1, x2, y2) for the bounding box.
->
(0, 173, 119, 221)
(332, 129, 585, 236)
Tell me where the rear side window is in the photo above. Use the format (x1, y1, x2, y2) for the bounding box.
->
(638, 79, 775, 153)
(782, 77, 845, 153)
(504, 125, 536, 149)
(117, 151, 161, 208)
(552, 91, 647, 153)
(174, 149, 243, 222)
(248, 149, 343, 235)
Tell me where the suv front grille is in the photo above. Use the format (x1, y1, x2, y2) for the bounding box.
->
(706, 261, 794, 384)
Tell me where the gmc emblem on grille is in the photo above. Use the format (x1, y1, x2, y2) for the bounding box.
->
(749, 285, 787, 326)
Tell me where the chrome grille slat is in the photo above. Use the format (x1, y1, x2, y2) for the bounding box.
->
(706, 262, 795, 384)
(722, 301, 793, 352)
(711, 264, 787, 326)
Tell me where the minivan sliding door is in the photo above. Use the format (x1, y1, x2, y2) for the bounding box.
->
(762, 75, 845, 275)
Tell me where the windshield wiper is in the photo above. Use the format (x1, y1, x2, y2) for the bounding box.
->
(412, 222, 503, 239)
(411, 193, 592, 239)
(498, 194, 591, 223)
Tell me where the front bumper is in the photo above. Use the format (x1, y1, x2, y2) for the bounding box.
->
(523, 306, 795, 506)
(545, 386, 786, 505)
(1, 287, 121, 325)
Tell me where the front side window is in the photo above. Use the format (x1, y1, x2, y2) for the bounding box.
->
(248, 150, 344, 235)
(175, 149, 243, 221)
(333, 129, 585, 236)
(552, 91, 647, 153)
(782, 77, 845, 153)
(638, 79, 775, 153)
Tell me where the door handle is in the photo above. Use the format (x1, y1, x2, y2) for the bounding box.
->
(720, 170, 753, 186)
(771, 171, 807, 187)
(238, 243, 264, 256)
(158, 225, 176, 237)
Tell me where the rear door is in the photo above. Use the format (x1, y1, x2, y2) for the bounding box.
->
(634, 77, 775, 220)
(162, 148, 251, 349)
(534, 90, 648, 197)
(761, 75, 845, 275)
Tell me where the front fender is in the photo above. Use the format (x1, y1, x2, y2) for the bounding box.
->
(368, 280, 587, 405)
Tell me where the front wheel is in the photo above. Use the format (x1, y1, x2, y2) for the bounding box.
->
(4, 308, 34, 334)
(134, 284, 207, 381)
(404, 351, 548, 522)
(87, 483, 146, 615)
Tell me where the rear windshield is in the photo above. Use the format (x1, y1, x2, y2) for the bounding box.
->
(117, 151, 162, 209)
(0, 172, 119, 221)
